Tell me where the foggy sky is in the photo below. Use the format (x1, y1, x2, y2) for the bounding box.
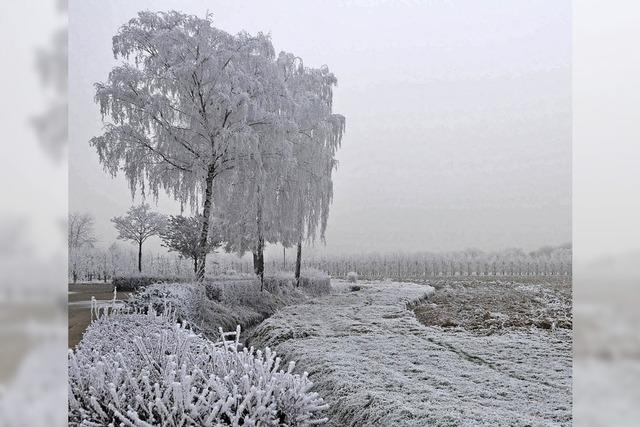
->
(69, 0, 571, 257)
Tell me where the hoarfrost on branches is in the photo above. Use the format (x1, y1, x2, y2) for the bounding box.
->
(91, 10, 345, 281)
(275, 55, 345, 284)
(68, 212, 97, 249)
(68, 212, 98, 283)
(69, 305, 328, 426)
(91, 11, 297, 280)
(127, 282, 207, 330)
(216, 54, 345, 286)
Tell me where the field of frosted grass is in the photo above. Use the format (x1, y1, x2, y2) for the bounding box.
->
(251, 279, 572, 426)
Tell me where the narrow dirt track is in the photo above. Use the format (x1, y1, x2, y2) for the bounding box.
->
(250, 280, 571, 427)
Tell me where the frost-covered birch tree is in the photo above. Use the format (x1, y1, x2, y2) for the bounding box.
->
(91, 11, 288, 280)
(212, 49, 292, 288)
(216, 55, 344, 288)
(215, 126, 292, 288)
(111, 204, 165, 273)
(276, 54, 345, 286)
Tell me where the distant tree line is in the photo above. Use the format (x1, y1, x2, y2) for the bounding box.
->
(298, 246, 572, 279)
(69, 210, 571, 282)
(68, 242, 247, 283)
(192, 245, 572, 280)
(69, 242, 571, 284)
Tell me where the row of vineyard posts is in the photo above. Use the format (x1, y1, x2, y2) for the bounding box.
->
(234, 246, 572, 279)
(69, 244, 570, 283)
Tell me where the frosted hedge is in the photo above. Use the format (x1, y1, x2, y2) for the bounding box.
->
(69, 306, 328, 426)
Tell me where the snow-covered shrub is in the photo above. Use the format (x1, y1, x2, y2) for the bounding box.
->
(346, 271, 358, 283)
(205, 282, 223, 301)
(201, 279, 304, 332)
(298, 269, 332, 296)
(128, 282, 206, 329)
(263, 272, 296, 295)
(112, 275, 184, 292)
(69, 308, 328, 426)
(218, 269, 254, 279)
(128, 272, 331, 338)
(242, 270, 332, 297)
(130, 280, 301, 336)
(214, 278, 287, 304)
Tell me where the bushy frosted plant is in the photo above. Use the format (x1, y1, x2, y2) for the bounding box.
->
(252, 270, 331, 297)
(298, 269, 332, 296)
(69, 307, 328, 426)
(127, 274, 332, 342)
(128, 282, 206, 329)
(112, 275, 184, 292)
(346, 272, 358, 283)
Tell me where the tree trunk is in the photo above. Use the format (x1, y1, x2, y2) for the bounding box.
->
(253, 242, 264, 291)
(295, 239, 302, 287)
(138, 241, 142, 273)
(254, 195, 265, 291)
(196, 164, 216, 281)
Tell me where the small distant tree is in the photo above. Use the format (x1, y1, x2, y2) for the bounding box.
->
(68, 212, 97, 283)
(160, 215, 221, 275)
(69, 212, 97, 249)
(111, 204, 165, 273)
(107, 242, 125, 279)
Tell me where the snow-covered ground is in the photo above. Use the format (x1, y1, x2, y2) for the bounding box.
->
(251, 280, 571, 426)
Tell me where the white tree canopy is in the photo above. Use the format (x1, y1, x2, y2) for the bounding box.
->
(91, 11, 293, 279)
(276, 54, 345, 246)
(111, 204, 166, 247)
(112, 203, 165, 272)
(91, 11, 287, 206)
(91, 11, 345, 280)
(68, 212, 97, 249)
(215, 56, 345, 255)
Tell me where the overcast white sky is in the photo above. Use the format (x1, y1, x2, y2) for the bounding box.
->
(69, 0, 571, 257)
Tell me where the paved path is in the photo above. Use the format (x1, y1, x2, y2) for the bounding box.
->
(251, 280, 571, 426)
